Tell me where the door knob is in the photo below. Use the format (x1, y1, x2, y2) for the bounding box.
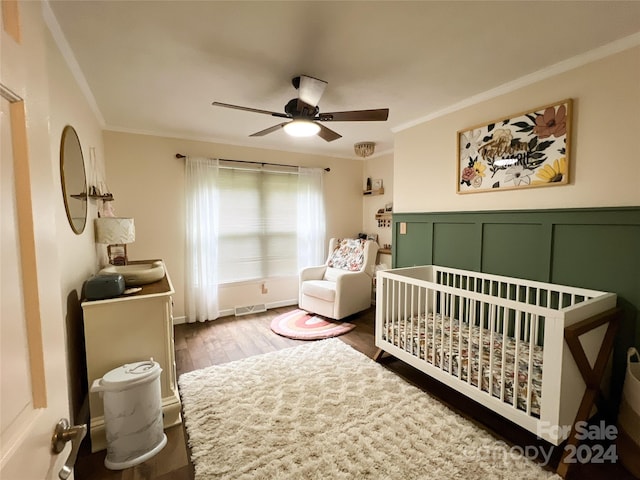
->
(51, 418, 87, 480)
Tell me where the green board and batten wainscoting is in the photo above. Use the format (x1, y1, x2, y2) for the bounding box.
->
(391, 206, 640, 409)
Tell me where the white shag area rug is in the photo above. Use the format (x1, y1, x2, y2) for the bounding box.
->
(178, 339, 559, 479)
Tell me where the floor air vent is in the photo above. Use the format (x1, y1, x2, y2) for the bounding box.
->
(234, 304, 267, 317)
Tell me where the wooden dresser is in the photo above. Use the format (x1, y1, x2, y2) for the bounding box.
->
(81, 260, 181, 452)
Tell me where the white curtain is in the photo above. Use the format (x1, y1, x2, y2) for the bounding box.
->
(185, 157, 220, 322)
(297, 167, 326, 269)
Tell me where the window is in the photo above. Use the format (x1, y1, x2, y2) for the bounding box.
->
(217, 167, 299, 283)
(185, 157, 325, 322)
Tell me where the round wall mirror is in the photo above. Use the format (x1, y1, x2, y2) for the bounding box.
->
(60, 125, 87, 234)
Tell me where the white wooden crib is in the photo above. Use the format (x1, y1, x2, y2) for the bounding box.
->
(375, 265, 619, 456)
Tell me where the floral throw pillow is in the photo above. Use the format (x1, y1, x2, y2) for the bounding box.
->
(327, 238, 366, 271)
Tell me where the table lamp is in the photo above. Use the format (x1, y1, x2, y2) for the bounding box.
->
(95, 217, 135, 265)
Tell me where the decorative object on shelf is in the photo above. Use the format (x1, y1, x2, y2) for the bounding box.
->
(385, 202, 393, 212)
(375, 209, 392, 228)
(354, 141, 375, 158)
(372, 178, 383, 191)
(95, 217, 135, 265)
(366, 177, 372, 190)
(457, 99, 572, 194)
(87, 146, 112, 198)
(86, 145, 115, 217)
(89, 190, 114, 201)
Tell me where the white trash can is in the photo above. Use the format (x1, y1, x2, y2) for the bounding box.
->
(91, 359, 167, 470)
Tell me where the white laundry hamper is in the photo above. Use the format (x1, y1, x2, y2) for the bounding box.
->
(91, 359, 167, 470)
(617, 347, 640, 478)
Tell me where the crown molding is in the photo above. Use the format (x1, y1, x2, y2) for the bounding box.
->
(42, 1, 105, 127)
(392, 32, 640, 133)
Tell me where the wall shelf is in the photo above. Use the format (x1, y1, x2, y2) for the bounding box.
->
(376, 212, 392, 228)
(88, 193, 114, 201)
(71, 193, 114, 201)
(363, 187, 384, 196)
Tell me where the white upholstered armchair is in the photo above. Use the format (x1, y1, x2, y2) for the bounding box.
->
(299, 238, 379, 320)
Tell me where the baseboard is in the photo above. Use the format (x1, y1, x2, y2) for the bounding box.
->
(174, 300, 298, 324)
(219, 299, 297, 319)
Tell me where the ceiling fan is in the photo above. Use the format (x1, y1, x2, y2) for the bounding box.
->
(212, 75, 389, 142)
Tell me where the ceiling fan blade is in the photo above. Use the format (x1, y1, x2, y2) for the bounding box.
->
(249, 122, 288, 137)
(316, 123, 342, 142)
(298, 75, 327, 107)
(318, 108, 389, 122)
(212, 101, 289, 118)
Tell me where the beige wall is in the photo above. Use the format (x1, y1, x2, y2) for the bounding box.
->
(45, 20, 107, 421)
(394, 46, 640, 213)
(103, 131, 365, 320)
(363, 153, 394, 266)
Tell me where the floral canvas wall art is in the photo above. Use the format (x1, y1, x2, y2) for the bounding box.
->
(457, 99, 572, 193)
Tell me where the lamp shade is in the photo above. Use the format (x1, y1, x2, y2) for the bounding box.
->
(95, 217, 135, 244)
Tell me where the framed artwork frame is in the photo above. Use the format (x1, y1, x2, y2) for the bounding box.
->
(457, 99, 572, 194)
(372, 178, 383, 191)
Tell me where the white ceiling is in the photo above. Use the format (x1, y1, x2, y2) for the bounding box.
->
(48, 1, 640, 159)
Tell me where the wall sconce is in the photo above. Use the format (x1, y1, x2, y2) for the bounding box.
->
(95, 217, 135, 265)
(354, 141, 375, 158)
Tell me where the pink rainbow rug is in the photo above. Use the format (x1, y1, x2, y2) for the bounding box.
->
(270, 309, 355, 340)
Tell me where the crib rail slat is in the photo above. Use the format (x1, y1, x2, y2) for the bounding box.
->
(402, 281, 408, 352)
(448, 293, 454, 375)
(514, 310, 521, 409)
(465, 296, 472, 384)
(413, 285, 418, 355)
(526, 314, 536, 416)
(500, 306, 507, 402)
(478, 300, 485, 393)
(430, 289, 436, 365)
(488, 304, 495, 399)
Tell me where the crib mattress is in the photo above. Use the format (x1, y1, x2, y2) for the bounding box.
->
(383, 313, 543, 416)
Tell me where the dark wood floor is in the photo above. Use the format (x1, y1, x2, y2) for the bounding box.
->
(75, 305, 636, 480)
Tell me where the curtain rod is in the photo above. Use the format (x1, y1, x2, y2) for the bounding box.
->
(175, 153, 330, 172)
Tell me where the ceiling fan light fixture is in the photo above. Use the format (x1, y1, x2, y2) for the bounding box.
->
(283, 120, 320, 138)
